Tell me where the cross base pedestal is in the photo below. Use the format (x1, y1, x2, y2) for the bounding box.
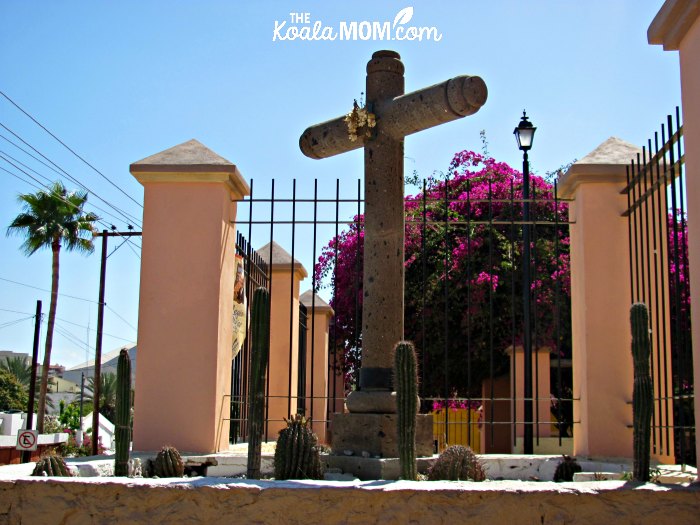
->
(324, 455, 438, 481)
(330, 413, 434, 458)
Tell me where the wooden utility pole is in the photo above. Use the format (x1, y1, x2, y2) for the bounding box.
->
(91, 229, 141, 455)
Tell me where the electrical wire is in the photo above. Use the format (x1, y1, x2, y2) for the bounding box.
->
(0, 153, 135, 230)
(0, 307, 134, 342)
(0, 124, 143, 228)
(0, 149, 53, 184)
(0, 164, 44, 191)
(0, 90, 143, 209)
(107, 236, 141, 260)
(0, 276, 96, 303)
(54, 317, 134, 343)
(105, 304, 137, 332)
(0, 315, 34, 330)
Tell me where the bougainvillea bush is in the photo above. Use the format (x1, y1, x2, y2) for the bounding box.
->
(315, 150, 572, 398)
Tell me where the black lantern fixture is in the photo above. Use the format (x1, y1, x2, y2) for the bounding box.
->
(514, 111, 536, 151)
(515, 110, 535, 455)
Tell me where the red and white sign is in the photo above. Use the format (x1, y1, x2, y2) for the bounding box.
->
(16, 429, 38, 451)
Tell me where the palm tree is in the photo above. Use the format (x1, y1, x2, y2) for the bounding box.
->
(0, 356, 31, 387)
(6, 181, 97, 432)
(0, 356, 55, 412)
(83, 373, 117, 423)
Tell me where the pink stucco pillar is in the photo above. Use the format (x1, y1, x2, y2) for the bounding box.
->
(507, 346, 552, 445)
(649, 0, 700, 473)
(130, 139, 249, 453)
(301, 290, 334, 443)
(559, 138, 640, 459)
(259, 241, 307, 440)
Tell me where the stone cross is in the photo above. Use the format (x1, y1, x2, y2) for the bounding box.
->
(300, 50, 487, 416)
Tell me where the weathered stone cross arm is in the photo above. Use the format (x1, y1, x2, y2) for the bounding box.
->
(300, 74, 487, 159)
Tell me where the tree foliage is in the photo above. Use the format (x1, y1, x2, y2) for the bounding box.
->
(0, 356, 31, 387)
(0, 368, 29, 412)
(315, 150, 571, 397)
(6, 181, 97, 432)
(83, 372, 118, 423)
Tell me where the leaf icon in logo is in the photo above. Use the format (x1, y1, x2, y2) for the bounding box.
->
(393, 7, 414, 28)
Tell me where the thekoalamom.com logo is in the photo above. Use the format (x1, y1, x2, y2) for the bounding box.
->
(272, 7, 443, 42)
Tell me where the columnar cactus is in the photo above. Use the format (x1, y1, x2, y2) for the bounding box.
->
(247, 287, 271, 480)
(32, 451, 72, 477)
(631, 303, 653, 482)
(393, 341, 418, 480)
(273, 414, 323, 480)
(154, 446, 185, 477)
(114, 348, 132, 476)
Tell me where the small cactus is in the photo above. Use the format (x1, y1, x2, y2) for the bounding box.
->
(31, 451, 72, 477)
(153, 446, 185, 478)
(273, 414, 323, 480)
(393, 341, 418, 480)
(247, 287, 271, 480)
(114, 348, 132, 476)
(553, 455, 582, 482)
(631, 303, 653, 482)
(427, 445, 485, 481)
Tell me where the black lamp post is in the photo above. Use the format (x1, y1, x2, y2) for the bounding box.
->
(514, 111, 536, 454)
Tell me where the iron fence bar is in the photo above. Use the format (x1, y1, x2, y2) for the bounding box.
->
(631, 159, 641, 303)
(626, 165, 635, 306)
(329, 178, 340, 428)
(354, 179, 361, 385)
(554, 180, 563, 445)
(297, 304, 307, 415)
(667, 113, 686, 463)
(532, 178, 540, 447)
(649, 137, 667, 455)
(245, 180, 255, 442)
(510, 178, 517, 448)
(620, 160, 685, 217)
(674, 106, 694, 462)
(641, 145, 658, 454)
(288, 179, 297, 418)
(234, 219, 573, 226)
(654, 131, 672, 453)
(466, 178, 473, 448)
(310, 179, 319, 423)
(673, 109, 692, 464)
(264, 179, 275, 442)
(620, 125, 684, 194)
(421, 179, 427, 399)
(238, 196, 574, 205)
(443, 178, 450, 445)
(637, 155, 648, 305)
(245, 179, 255, 438)
(487, 179, 495, 448)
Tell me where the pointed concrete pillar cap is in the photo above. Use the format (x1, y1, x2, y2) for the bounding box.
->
(130, 139, 250, 196)
(558, 137, 642, 198)
(300, 289, 334, 315)
(258, 241, 308, 278)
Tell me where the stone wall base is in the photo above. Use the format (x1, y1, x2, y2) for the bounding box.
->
(0, 478, 698, 524)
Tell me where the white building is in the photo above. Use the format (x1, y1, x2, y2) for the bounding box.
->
(63, 343, 137, 387)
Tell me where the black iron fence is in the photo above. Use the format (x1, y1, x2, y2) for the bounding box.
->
(228, 162, 576, 453)
(623, 107, 695, 465)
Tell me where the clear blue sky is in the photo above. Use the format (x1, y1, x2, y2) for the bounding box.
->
(0, 1, 681, 368)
